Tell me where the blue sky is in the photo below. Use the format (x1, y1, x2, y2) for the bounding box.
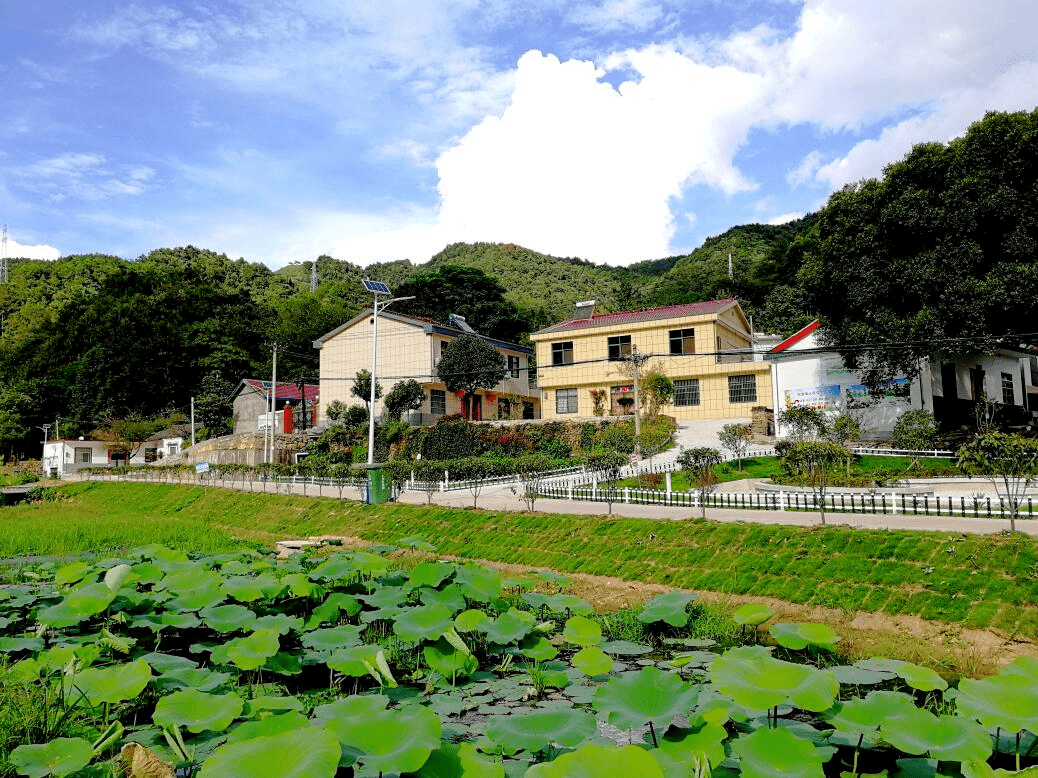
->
(2, 0, 1037, 267)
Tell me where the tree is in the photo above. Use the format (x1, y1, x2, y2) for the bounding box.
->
(677, 447, 722, 518)
(826, 413, 862, 474)
(777, 406, 827, 441)
(325, 400, 349, 422)
(804, 109, 1038, 388)
(194, 371, 235, 438)
(956, 432, 1038, 532)
(95, 414, 165, 464)
(351, 370, 383, 412)
(587, 451, 626, 515)
(384, 379, 425, 421)
(511, 452, 554, 512)
(0, 383, 33, 461)
(718, 423, 752, 470)
(436, 336, 507, 420)
(641, 373, 674, 417)
(892, 409, 938, 468)
(781, 441, 851, 525)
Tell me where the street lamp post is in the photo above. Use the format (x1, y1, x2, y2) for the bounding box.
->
(362, 280, 414, 465)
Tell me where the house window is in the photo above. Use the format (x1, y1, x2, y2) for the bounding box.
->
(552, 341, 574, 365)
(435, 339, 449, 366)
(508, 355, 521, 379)
(1001, 372, 1015, 405)
(523, 401, 535, 419)
(674, 379, 701, 406)
(669, 328, 695, 355)
(144, 447, 158, 463)
(728, 374, 757, 404)
(608, 335, 632, 361)
(430, 389, 447, 416)
(556, 388, 578, 414)
(528, 366, 537, 389)
(74, 447, 91, 464)
(498, 399, 512, 419)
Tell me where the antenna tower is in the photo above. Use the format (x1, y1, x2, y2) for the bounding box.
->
(1, 225, 8, 284)
(310, 259, 318, 292)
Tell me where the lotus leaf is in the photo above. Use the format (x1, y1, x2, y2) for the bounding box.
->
(480, 609, 536, 645)
(731, 727, 827, 778)
(426, 638, 479, 680)
(999, 656, 1038, 681)
(253, 614, 302, 634)
(0, 637, 44, 653)
(158, 568, 222, 594)
(422, 584, 468, 613)
(350, 550, 392, 577)
(455, 563, 503, 602)
(397, 535, 437, 552)
(199, 604, 258, 634)
(962, 761, 1038, 777)
(531, 667, 571, 691)
(155, 666, 231, 692)
(881, 709, 991, 762)
(957, 675, 1038, 733)
(224, 629, 281, 671)
(600, 640, 653, 655)
(302, 624, 365, 652)
(562, 616, 602, 647)
(316, 697, 441, 774)
(9, 737, 94, 778)
(221, 574, 283, 602)
(196, 723, 340, 778)
(159, 611, 201, 629)
(242, 695, 305, 716)
(571, 647, 615, 677)
(309, 555, 360, 582)
(165, 585, 226, 612)
(327, 644, 382, 677)
(487, 708, 597, 753)
(223, 710, 311, 745)
(414, 742, 505, 778)
(152, 689, 244, 733)
(594, 666, 699, 731)
(455, 609, 489, 632)
(655, 721, 728, 774)
(521, 593, 595, 615)
(733, 602, 775, 627)
(103, 564, 132, 592)
(306, 593, 362, 628)
(408, 561, 456, 590)
(896, 662, 948, 692)
(139, 652, 197, 673)
(822, 690, 918, 736)
(520, 635, 558, 662)
(711, 646, 839, 712)
(70, 658, 151, 707)
(395, 605, 456, 643)
(54, 561, 93, 587)
(769, 622, 841, 651)
(4, 657, 42, 683)
(638, 591, 699, 627)
(525, 743, 664, 778)
(37, 583, 117, 628)
(279, 572, 325, 598)
(831, 665, 896, 686)
(361, 585, 409, 610)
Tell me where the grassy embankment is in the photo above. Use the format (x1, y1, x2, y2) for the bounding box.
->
(3, 481, 1036, 643)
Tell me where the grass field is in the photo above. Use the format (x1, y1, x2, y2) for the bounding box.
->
(3, 481, 1036, 642)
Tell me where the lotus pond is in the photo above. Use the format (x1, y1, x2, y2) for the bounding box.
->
(1, 544, 1036, 778)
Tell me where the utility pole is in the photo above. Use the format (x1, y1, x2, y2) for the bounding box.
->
(631, 346, 642, 451)
(39, 423, 51, 447)
(310, 260, 318, 292)
(190, 396, 196, 446)
(268, 344, 278, 465)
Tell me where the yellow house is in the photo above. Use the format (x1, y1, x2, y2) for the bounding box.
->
(530, 299, 772, 420)
(314, 309, 539, 424)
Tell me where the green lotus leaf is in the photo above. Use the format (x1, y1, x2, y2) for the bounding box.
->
(70, 658, 151, 707)
(571, 647, 615, 677)
(422, 584, 468, 613)
(562, 615, 602, 647)
(731, 727, 827, 778)
(224, 629, 281, 671)
(223, 710, 311, 745)
(306, 593, 362, 627)
(599, 640, 653, 655)
(831, 665, 896, 686)
(327, 644, 382, 679)
(316, 697, 441, 774)
(37, 583, 117, 628)
(425, 638, 479, 681)
(525, 743, 664, 778)
(521, 593, 595, 615)
(159, 611, 202, 629)
(0, 637, 44, 653)
(222, 574, 283, 602)
(711, 645, 839, 712)
(155, 666, 232, 692)
(159, 568, 222, 594)
(139, 651, 196, 673)
(242, 695, 305, 717)
(594, 666, 699, 731)
(279, 572, 325, 598)
(454, 564, 502, 602)
(896, 662, 948, 692)
(957, 675, 1038, 733)
(408, 561, 456, 590)
(397, 536, 437, 552)
(999, 656, 1038, 682)
(308, 555, 361, 581)
(350, 550, 392, 578)
(881, 708, 991, 762)
(9, 737, 93, 778)
(455, 609, 489, 632)
(655, 721, 728, 774)
(301, 624, 365, 652)
(196, 723, 340, 778)
(962, 761, 1038, 777)
(822, 690, 918, 736)
(638, 591, 698, 627)
(413, 741, 505, 778)
(4, 657, 41, 683)
(520, 635, 558, 662)
(360, 585, 409, 610)
(165, 584, 226, 612)
(395, 605, 456, 643)
(54, 561, 93, 587)
(152, 688, 244, 733)
(253, 614, 302, 635)
(769, 622, 841, 651)
(487, 708, 597, 753)
(733, 602, 776, 627)
(479, 608, 536, 645)
(103, 564, 133, 592)
(199, 604, 258, 634)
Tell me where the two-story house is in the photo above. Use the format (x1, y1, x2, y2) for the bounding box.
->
(313, 309, 539, 424)
(530, 299, 772, 421)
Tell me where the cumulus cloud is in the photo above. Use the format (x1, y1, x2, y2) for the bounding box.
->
(5, 237, 61, 260)
(568, 0, 665, 32)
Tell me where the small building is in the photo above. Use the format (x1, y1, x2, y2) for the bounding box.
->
(529, 299, 773, 421)
(231, 380, 320, 435)
(313, 309, 538, 424)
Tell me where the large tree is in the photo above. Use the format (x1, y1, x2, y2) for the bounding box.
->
(804, 109, 1038, 387)
(436, 336, 506, 420)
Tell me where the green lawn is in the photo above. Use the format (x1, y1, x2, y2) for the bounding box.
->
(3, 481, 1037, 641)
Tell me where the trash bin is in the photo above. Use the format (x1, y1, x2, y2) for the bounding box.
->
(364, 464, 393, 505)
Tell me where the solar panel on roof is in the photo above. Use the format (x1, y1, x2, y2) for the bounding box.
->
(362, 279, 391, 294)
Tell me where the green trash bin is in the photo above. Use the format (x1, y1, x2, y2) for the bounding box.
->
(365, 465, 393, 505)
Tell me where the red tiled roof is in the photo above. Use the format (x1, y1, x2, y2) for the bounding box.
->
(768, 320, 819, 354)
(242, 379, 320, 401)
(533, 299, 738, 334)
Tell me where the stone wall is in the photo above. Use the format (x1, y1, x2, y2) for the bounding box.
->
(164, 433, 310, 468)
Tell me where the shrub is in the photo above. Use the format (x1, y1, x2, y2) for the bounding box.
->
(342, 405, 369, 428)
(893, 410, 938, 451)
(421, 419, 483, 460)
(594, 421, 635, 454)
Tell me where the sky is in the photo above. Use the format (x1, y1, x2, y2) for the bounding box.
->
(2, 0, 1037, 269)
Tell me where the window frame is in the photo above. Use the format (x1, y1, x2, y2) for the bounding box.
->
(508, 354, 521, 379)
(556, 388, 578, 414)
(1001, 372, 1015, 405)
(669, 328, 696, 355)
(551, 341, 574, 366)
(430, 389, 447, 416)
(607, 334, 632, 361)
(727, 374, 758, 404)
(673, 378, 701, 407)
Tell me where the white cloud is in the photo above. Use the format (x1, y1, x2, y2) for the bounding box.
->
(5, 237, 61, 260)
(786, 150, 825, 187)
(9, 153, 154, 202)
(766, 211, 803, 225)
(568, 0, 664, 33)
